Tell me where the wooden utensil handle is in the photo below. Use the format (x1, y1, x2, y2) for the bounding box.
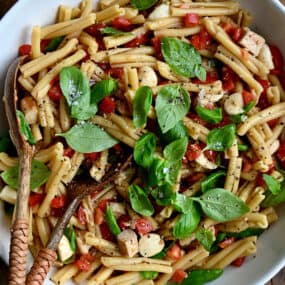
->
(8, 219, 29, 285)
(26, 247, 57, 285)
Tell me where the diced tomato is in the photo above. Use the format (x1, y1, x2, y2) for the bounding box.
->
(109, 67, 124, 79)
(190, 28, 212, 50)
(64, 148, 75, 158)
(18, 44, 32, 56)
(151, 36, 163, 60)
(242, 156, 253, 173)
(98, 199, 110, 212)
(192, 71, 219, 84)
(255, 173, 265, 187)
(51, 195, 66, 209)
(125, 33, 149, 48)
(75, 254, 95, 272)
(99, 97, 116, 114)
(84, 152, 100, 161)
(112, 16, 133, 31)
(218, 237, 236, 249)
(85, 23, 105, 37)
(118, 215, 131, 230)
(204, 149, 218, 163)
(184, 172, 205, 185)
(221, 22, 234, 33)
(113, 143, 122, 152)
(48, 84, 62, 102)
(277, 140, 285, 165)
(256, 78, 270, 94)
(167, 244, 183, 261)
(40, 39, 50, 52)
(269, 45, 284, 73)
(94, 207, 104, 225)
(77, 205, 87, 225)
(215, 115, 232, 128)
(50, 207, 65, 217)
(268, 118, 279, 129)
(232, 256, 246, 267)
(184, 13, 200, 27)
(242, 90, 255, 105)
(186, 143, 202, 161)
(222, 66, 238, 92)
(100, 222, 114, 241)
(231, 27, 244, 42)
(29, 193, 45, 207)
(188, 113, 207, 126)
(171, 269, 187, 283)
(135, 218, 153, 235)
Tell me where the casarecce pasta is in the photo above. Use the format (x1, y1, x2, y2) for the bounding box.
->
(1, 0, 285, 284)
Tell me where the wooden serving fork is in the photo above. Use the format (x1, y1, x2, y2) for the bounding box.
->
(3, 57, 35, 285)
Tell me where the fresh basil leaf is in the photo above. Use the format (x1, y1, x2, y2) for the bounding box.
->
(16, 110, 36, 145)
(163, 137, 188, 162)
(181, 269, 223, 285)
(164, 160, 182, 185)
(91, 78, 117, 105)
(64, 226, 77, 253)
(237, 143, 249, 152)
(193, 188, 249, 222)
(243, 101, 255, 113)
(129, 184, 154, 216)
(134, 133, 156, 168)
(155, 85, 190, 133)
(159, 121, 188, 145)
(210, 232, 227, 254)
(59, 122, 118, 153)
(206, 124, 236, 151)
(196, 228, 215, 251)
(45, 36, 64, 52)
(196, 106, 222, 124)
(161, 37, 206, 81)
(105, 205, 121, 235)
(261, 183, 285, 207)
(140, 271, 159, 280)
(263, 174, 281, 195)
(173, 201, 200, 239)
(151, 182, 175, 206)
(133, 86, 153, 128)
(201, 170, 226, 192)
(226, 228, 264, 239)
(173, 193, 193, 213)
(148, 157, 166, 186)
(100, 27, 132, 36)
(60, 66, 95, 120)
(1, 159, 50, 190)
(131, 0, 158, 10)
(230, 114, 247, 124)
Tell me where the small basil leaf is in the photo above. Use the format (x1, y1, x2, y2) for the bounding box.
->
(134, 133, 156, 168)
(230, 114, 247, 124)
(163, 137, 188, 162)
(133, 86, 153, 128)
(91, 78, 117, 105)
(196, 228, 215, 251)
(261, 182, 285, 207)
(59, 122, 118, 153)
(193, 188, 249, 222)
(1, 160, 50, 190)
(237, 143, 249, 152)
(161, 37, 206, 80)
(226, 228, 264, 239)
(16, 110, 36, 145)
(159, 121, 187, 145)
(263, 174, 281, 195)
(151, 182, 175, 206)
(140, 271, 159, 280)
(173, 201, 200, 239)
(148, 157, 166, 186)
(128, 184, 154, 216)
(45, 36, 64, 52)
(206, 124, 236, 151)
(243, 101, 255, 113)
(63, 226, 77, 264)
(131, 0, 158, 10)
(155, 85, 190, 133)
(105, 205, 121, 235)
(201, 170, 226, 192)
(100, 27, 132, 36)
(196, 105, 222, 124)
(173, 193, 193, 214)
(181, 269, 223, 285)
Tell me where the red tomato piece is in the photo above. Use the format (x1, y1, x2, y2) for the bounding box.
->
(85, 23, 105, 37)
(186, 143, 202, 161)
(204, 149, 217, 163)
(113, 143, 122, 152)
(151, 36, 163, 60)
(184, 13, 200, 27)
(100, 222, 114, 241)
(84, 152, 100, 161)
(109, 67, 124, 79)
(268, 118, 279, 129)
(167, 244, 183, 261)
(99, 97, 116, 114)
(18, 44, 32, 56)
(231, 27, 244, 42)
(171, 269, 187, 283)
(40, 39, 50, 52)
(64, 148, 75, 158)
(222, 66, 238, 92)
(48, 84, 62, 102)
(256, 78, 270, 94)
(112, 16, 133, 31)
(232, 256, 246, 267)
(190, 28, 212, 50)
(269, 45, 284, 72)
(29, 193, 45, 207)
(221, 22, 234, 33)
(75, 254, 95, 272)
(77, 205, 87, 225)
(256, 173, 265, 187)
(192, 71, 219, 84)
(242, 90, 255, 105)
(135, 218, 153, 235)
(277, 140, 285, 164)
(51, 195, 66, 209)
(187, 113, 207, 126)
(118, 215, 131, 230)
(98, 199, 110, 212)
(218, 237, 236, 249)
(242, 156, 253, 173)
(125, 33, 149, 48)
(94, 207, 104, 225)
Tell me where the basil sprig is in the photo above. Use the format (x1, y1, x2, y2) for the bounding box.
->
(206, 124, 236, 151)
(133, 86, 153, 128)
(155, 85, 190, 133)
(131, 0, 158, 10)
(100, 27, 132, 36)
(181, 269, 223, 285)
(262, 174, 281, 195)
(1, 160, 50, 190)
(59, 122, 118, 153)
(105, 205, 121, 235)
(16, 110, 36, 145)
(201, 170, 226, 192)
(196, 105, 223, 124)
(161, 37, 206, 81)
(196, 228, 215, 251)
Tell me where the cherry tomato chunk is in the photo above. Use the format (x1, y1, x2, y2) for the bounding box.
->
(218, 237, 236, 249)
(135, 218, 153, 235)
(77, 205, 87, 225)
(232, 256, 246, 267)
(112, 16, 132, 31)
(184, 13, 200, 27)
(171, 269, 187, 283)
(48, 84, 62, 102)
(18, 44, 32, 56)
(186, 143, 202, 161)
(51, 195, 66, 209)
(242, 90, 255, 105)
(29, 193, 45, 207)
(75, 254, 95, 272)
(167, 244, 183, 261)
(99, 97, 116, 114)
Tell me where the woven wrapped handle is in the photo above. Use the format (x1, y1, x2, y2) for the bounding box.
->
(9, 219, 29, 285)
(26, 247, 57, 285)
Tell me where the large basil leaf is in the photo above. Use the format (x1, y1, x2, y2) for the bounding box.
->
(59, 122, 118, 153)
(196, 105, 222, 124)
(155, 85, 190, 133)
(161, 37, 206, 81)
(16, 110, 35, 145)
(90, 78, 117, 105)
(163, 137, 188, 162)
(181, 269, 223, 285)
(131, 0, 158, 10)
(1, 160, 50, 190)
(201, 170, 226, 192)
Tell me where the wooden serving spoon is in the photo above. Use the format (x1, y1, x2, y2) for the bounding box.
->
(26, 155, 132, 285)
(3, 57, 35, 285)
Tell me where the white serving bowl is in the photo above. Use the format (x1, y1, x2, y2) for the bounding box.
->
(0, 1, 284, 284)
